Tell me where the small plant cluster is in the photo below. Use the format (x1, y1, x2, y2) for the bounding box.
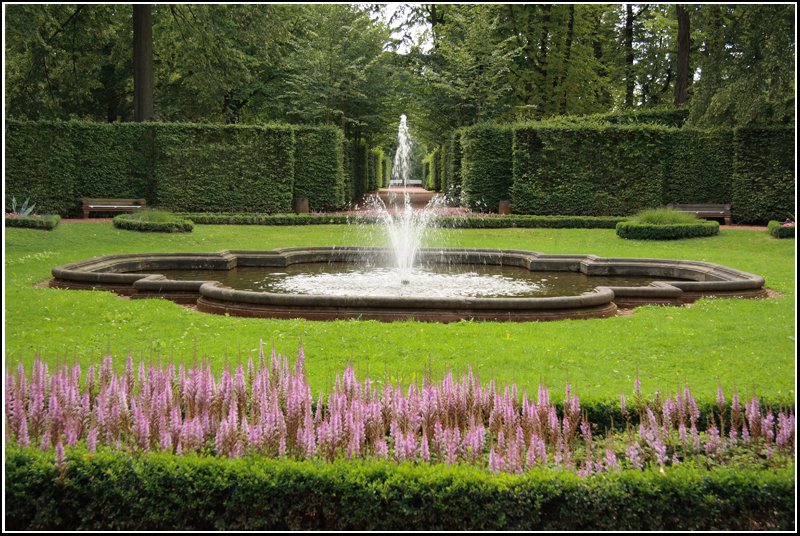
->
(5, 195, 36, 217)
(113, 210, 193, 233)
(5, 347, 794, 475)
(5, 195, 61, 229)
(768, 218, 795, 239)
(616, 208, 719, 240)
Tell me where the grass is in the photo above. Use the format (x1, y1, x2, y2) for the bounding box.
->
(4, 222, 795, 404)
(631, 207, 701, 225)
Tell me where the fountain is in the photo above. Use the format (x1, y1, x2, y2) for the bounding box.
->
(48, 116, 768, 322)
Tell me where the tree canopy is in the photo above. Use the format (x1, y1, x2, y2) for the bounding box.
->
(4, 3, 795, 147)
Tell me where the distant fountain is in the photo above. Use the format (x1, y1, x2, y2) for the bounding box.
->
(389, 114, 417, 187)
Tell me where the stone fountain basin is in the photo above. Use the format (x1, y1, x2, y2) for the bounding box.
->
(50, 247, 767, 322)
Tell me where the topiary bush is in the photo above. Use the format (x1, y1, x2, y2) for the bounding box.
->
(616, 209, 719, 240)
(113, 210, 193, 233)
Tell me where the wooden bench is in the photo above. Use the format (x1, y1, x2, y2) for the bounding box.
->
(667, 203, 732, 225)
(81, 198, 146, 219)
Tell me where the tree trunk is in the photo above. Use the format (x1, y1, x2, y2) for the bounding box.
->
(559, 5, 575, 114)
(624, 4, 635, 108)
(133, 5, 154, 122)
(674, 5, 690, 105)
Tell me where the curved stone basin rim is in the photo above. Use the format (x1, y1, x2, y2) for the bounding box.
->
(49, 247, 767, 322)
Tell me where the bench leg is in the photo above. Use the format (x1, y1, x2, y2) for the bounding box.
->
(724, 216, 732, 226)
(83, 209, 90, 219)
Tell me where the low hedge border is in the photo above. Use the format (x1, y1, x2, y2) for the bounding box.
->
(616, 220, 719, 240)
(178, 212, 627, 229)
(5, 446, 794, 531)
(4, 214, 61, 230)
(113, 213, 194, 233)
(767, 221, 795, 239)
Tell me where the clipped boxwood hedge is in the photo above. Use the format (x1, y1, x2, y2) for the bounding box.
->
(512, 124, 667, 217)
(616, 220, 719, 240)
(5, 447, 794, 531)
(444, 131, 463, 198)
(5, 121, 154, 216)
(460, 125, 513, 212)
(176, 212, 627, 229)
(154, 124, 295, 213)
(4, 214, 61, 230)
(113, 213, 194, 233)
(731, 127, 795, 224)
(293, 126, 345, 211)
(767, 221, 795, 239)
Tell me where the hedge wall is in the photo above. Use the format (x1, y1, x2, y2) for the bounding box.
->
(445, 131, 463, 200)
(294, 126, 345, 211)
(731, 127, 795, 224)
(5, 121, 154, 216)
(4, 215, 61, 230)
(5, 120, 347, 216)
(460, 125, 513, 211)
(512, 125, 666, 216)
(6, 448, 794, 530)
(367, 147, 385, 192)
(662, 129, 733, 205)
(154, 124, 295, 213)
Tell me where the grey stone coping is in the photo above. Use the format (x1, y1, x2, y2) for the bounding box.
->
(50, 247, 766, 321)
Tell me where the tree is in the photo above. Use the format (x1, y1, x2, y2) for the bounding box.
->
(133, 5, 154, 121)
(674, 5, 690, 105)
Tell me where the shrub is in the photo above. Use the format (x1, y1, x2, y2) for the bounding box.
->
(512, 124, 666, 216)
(630, 208, 700, 225)
(767, 220, 795, 239)
(731, 127, 795, 224)
(5, 120, 154, 216)
(154, 124, 295, 213)
(293, 126, 345, 211)
(616, 220, 719, 240)
(5, 447, 794, 530)
(113, 211, 193, 233)
(444, 132, 463, 200)
(460, 125, 513, 212)
(662, 129, 733, 205)
(4, 214, 61, 230)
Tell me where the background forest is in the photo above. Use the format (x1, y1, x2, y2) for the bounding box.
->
(5, 3, 795, 153)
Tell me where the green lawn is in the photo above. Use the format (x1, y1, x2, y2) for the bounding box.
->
(4, 222, 795, 403)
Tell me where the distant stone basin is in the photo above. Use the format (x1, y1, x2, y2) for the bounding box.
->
(50, 247, 767, 322)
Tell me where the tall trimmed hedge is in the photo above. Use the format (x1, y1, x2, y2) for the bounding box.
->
(731, 127, 795, 224)
(367, 147, 385, 192)
(445, 131, 463, 199)
(511, 125, 666, 216)
(294, 126, 345, 211)
(5, 120, 347, 216)
(662, 129, 733, 205)
(460, 125, 513, 212)
(154, 124, 295, 213)
(6, 448, 794, 531)
(5, 121, 154, 216)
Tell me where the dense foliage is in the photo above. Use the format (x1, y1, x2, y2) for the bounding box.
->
(5, 446, 794, 530)
(460, 125, 513, 212)
(5, 120, 346, 216)
(767, 221, 795, 239)
(113, 211, 193, 233)
(3, 215, 61, 230)
(616, 221, 720, 241)
(731, 127, 795, 224)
